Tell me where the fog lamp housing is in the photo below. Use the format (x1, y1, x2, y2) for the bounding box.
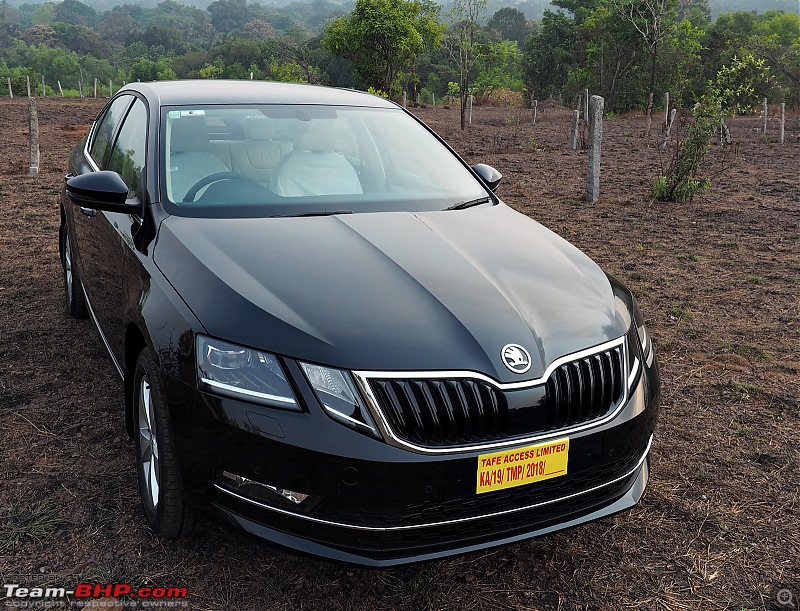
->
(218, 471, 315, 510)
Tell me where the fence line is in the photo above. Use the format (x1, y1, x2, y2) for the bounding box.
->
(1, 74, 122, 99)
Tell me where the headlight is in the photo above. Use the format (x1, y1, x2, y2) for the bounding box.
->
(632, 299, 655, 368)
(299, 362, 380, 438)
(197, 335, 299, 410)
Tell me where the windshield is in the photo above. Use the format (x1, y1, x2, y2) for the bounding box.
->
(159, 104, 491, 217)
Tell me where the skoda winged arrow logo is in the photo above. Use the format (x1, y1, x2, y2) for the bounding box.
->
(501, 344, 532, 374)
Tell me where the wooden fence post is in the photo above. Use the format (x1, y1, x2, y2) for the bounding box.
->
(109, 79, 113, 97)
(28, 98, 39, 175)
(531, 100, 538, 125)
(779, 102, 785, 144)
(432, 92, 435, 107)
(569, 109, 579, 150)
(78, 80, 83, 98)
(586, 95, 604, 202)
(94, 78, 97, 98)
(7, 77, 12, 98)
(41, 75, 46, 97)
(762, 97, 768, 133)
(57, 80, 64, 96)
(663, 92, 669, 127)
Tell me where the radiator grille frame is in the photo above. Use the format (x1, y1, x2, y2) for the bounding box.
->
(352, 336, 632, 455)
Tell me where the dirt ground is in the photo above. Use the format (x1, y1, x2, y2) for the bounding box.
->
(0, 96, 798, 611)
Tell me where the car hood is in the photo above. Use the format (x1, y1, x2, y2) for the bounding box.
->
(154, 203, 626, 383)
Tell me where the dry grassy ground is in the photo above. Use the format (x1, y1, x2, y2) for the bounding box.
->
(0, 97, 798, 610)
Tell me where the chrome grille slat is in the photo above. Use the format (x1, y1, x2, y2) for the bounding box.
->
(367, 344, 626, 448)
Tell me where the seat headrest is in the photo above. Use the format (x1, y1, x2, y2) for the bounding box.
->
(294, 122, 339, 153)
(170, 116, 211, 153)
(243, 117, 275, 141)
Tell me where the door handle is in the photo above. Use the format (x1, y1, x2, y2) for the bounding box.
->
(80, 207, 97, 217)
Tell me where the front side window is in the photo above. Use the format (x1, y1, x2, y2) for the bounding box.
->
(89, 95, 134, 168)
(160, 105, 491, 218)
(107, 99, 147, 199)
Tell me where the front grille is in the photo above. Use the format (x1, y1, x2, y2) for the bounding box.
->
(370, 378, 509, 445)
(544, 344, 624, 431)
(368, 343, 625, 448)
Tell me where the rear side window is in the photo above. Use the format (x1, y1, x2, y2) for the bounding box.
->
(89, 96, 133, 167)
(107, 99, 147, 199)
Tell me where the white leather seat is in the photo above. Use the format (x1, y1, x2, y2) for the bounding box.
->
(229, 117, 285, 186)
(168, 116, 229, 202)
(271, 122, 362, 197)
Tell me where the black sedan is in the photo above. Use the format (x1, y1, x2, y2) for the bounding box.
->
(60, 80, 660, 566)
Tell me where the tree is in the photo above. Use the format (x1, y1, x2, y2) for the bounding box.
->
(660, 18, 704, 107)
(676, 0, 710, 23)
(473, 39, 524, 98)
(486, 7, 530, 44)
(579, 3, 644, 112)
(750, 12, 800, 106)
(241, 19, 275, 40)
(207, 0, 251, 35)
(98, 10, 137, 48)
(654, 52, 772, 202)
(550, 0, 601, 25)
(0, 0, 19, 24)
(522, 10, 577, 100)
(449, 0, 486, 130)
(31, 3, 55, 26)
(21, 24, 57, 46)
(53, 0, 97, 27)
(322, 0, 442, 95)
(128, 24, 189, 56)
(52, 22, 108, 57)
(130, 57, 176, 81)
(269, 28, 327, 84)
(612, 0, 677, 136)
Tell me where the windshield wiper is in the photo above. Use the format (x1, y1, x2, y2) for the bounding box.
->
(445, 196, 491, 211)
(276, 210, 354, 218)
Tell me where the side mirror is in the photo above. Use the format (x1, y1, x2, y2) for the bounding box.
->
(66, 171, 140, 214)
(472, 163, 502, 191)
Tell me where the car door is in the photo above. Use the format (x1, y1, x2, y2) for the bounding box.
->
(72, 95, 148, 367)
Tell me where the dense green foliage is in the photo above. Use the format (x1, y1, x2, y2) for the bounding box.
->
(0, 0, 796, 112)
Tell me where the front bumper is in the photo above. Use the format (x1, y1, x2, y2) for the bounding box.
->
(211, 448, 650, 566)
(163, 353, 660, 566)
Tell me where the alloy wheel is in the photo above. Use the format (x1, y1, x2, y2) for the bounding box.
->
(138, 376, 160, 512)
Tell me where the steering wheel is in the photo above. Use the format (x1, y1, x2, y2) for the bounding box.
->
(182, 172, 259, 203)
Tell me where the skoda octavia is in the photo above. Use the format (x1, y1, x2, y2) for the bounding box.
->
(60, 80, 660, 566)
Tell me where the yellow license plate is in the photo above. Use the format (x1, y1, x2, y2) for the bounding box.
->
(476, 438, 569, 494)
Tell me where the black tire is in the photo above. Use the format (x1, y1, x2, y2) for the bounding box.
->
(60, 224, 87, 319)
(133, 348, 195, 538)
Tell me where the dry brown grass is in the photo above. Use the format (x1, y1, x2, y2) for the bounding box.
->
(0, 98, 798, 610)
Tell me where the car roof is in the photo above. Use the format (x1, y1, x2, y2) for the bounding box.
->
(118, 80, 398, 109)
